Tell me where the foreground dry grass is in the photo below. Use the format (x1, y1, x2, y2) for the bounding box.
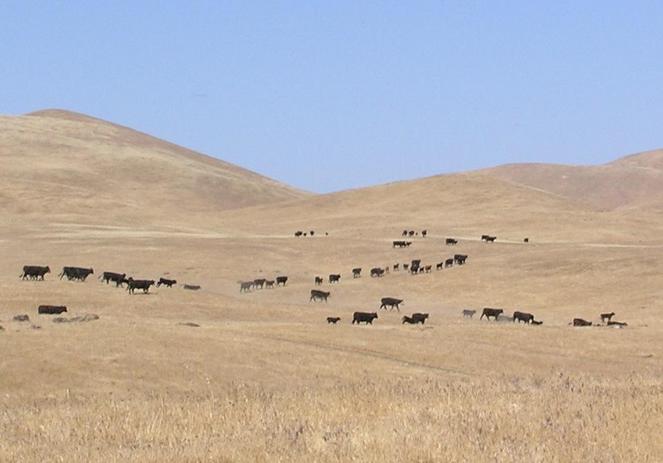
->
(3, 374, 661, 462)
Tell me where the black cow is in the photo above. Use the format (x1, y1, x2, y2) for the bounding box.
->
(370, 267, 385, 278)
(410, 259, 421, 274)
(20, 265, 51, 280)
(436, 262, 444, 270)
(352, 268, 362, 278)
(402, 230, 408, 236)
(59, 267, 94, 281)
(462, 309, 476, 318)
(157, 277, 177, 288)
(480, 308, 503, 321)
(572, 318, 592, 326)
(421, 230, 427, 237)
(600, 312, 616, 323)
(446, 238, 458, 245)
(253, 278, 266, 289)
(454, 254, 468, 265)
(126, 279, 155, 294)
(513, 311, 535, 324)
(295, 231, 303, 237)
(408, 231, 415, 237)
(352, 312, 378, 324)
(310, 290, 330, 302)
(100, 272, 126, 287)
(392, 240, 412, 248)
(482, 235, 496, 242)
(380, 297, 403, 311)
(265, 280, 275, 289)
(445, 258, 454, 268)
(310, 230, 315, 236)
(314, 276, 323, 285)
(403, 264, 409, 271)
(412, 313, 429, 324)
(276, 276, 288, 286)
(239, 281, 253, 292)
(38, 305, 67, 315)
(524, 238, 529, 243)
(393, 263, 400, 271)
(327, 317, 341, 324)
(329, 274, 341, 284)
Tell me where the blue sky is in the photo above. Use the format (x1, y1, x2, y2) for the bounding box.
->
(1, 1, 662, 192)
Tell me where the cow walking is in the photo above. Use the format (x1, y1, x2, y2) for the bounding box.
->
(370, 267, 385, 278)
(59, 267, 94, 281)
(480, 308, 503, 321)
(20, 265, 51, 280)
(352, 312, 378, 325)
(126, 279, 155, 294)
(100, 272, 126, 287)
(157, 277, 177, 288)
(380, 297, 403, 311)
(310, 290, 330, 302)
(239, 281, 253, 292)
(513, 311, 535, 324)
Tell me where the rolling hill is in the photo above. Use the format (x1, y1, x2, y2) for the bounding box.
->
(0, 109, 308, 230)
(483, 149, 663, 211)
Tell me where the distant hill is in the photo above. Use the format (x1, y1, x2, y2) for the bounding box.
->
(482, 149, 663, 211)
(0, 109, 308, 228)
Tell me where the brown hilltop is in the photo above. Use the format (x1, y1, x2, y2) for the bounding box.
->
(483, 149, 663, 211)
(0, 109, 308, 229)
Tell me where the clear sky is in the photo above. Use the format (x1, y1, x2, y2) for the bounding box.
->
(2, 1, 662, 192)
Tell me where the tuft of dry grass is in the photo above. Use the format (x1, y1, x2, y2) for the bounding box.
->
(2, 373, 661, 462)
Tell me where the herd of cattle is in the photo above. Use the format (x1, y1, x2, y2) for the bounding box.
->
(15, 231, 628, 329)
(323, 307, 627, 327)
(19, 265, 198, 294)
(239, 276, 288, 292)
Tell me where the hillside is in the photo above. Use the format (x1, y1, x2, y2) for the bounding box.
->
(214, 170, 663, 243)
(0, 109, 308, 230)
(1, 113, 663, 461)
(483, 149, 663, 211)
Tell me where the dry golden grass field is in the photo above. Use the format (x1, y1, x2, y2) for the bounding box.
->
(1, 111, 662, 462)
